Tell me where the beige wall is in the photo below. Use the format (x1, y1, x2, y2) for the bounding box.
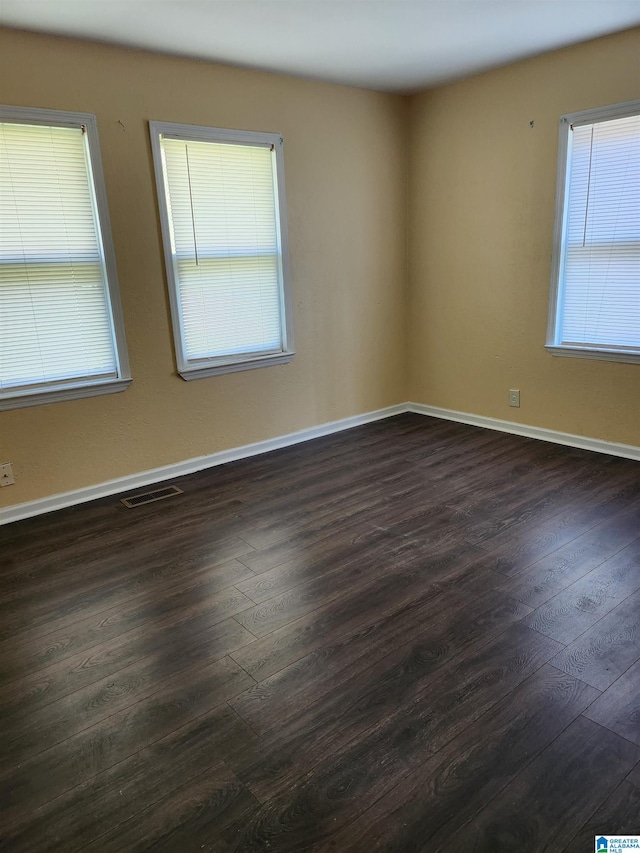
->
(408, 28, 640, 446)
(1, 26, 639, 512)
(0, 28, 408, 508)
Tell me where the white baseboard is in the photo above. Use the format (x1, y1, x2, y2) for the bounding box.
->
(407, 402, 640, 462)
(0, 403, 406, 525)
(3, 400, 638, 525)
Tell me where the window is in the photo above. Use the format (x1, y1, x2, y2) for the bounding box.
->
(546, 100, 640, 364)
(0, 106, 130, 409)
(149, 121, 294, 379)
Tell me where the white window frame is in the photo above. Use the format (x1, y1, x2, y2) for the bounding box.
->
(546, 99, 640, 365)
(0, 105, 131, 410)
(149, 121, 295, 380)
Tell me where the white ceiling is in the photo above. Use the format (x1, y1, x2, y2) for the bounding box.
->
(1, 0, 639, 93)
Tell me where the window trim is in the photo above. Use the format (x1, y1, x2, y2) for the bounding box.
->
(0, 104, 131, 410)
(149, 120, 295, 380)
(546, 99, 640, 365)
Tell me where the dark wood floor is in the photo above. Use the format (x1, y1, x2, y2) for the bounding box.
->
(1, 413, 639, 852)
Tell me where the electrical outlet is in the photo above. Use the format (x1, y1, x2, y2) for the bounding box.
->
(0, 462, 15, 486)
(509, 389, 520, 408)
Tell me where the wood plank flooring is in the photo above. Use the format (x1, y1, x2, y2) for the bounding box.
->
(1, 413, 639, 852)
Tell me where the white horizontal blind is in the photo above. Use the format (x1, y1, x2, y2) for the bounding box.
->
(0, 121, 117, 392)
(559, 113, 640, 351)
(159, 136, 283, 361)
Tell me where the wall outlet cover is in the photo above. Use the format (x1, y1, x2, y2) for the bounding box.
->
(0, 462, 15, 486)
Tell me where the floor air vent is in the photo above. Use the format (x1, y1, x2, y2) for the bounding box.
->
(120, 485, 183, 508)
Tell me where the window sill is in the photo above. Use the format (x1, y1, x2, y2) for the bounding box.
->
(0, 377, 132, 411)
(546, 345, 640, 365)
(179, 351, 295, 380)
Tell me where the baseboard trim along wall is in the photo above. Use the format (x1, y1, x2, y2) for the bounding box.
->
(407, 402, 640, 463)
(0, 404, 407, 525)
(2, 401, 638, 525)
